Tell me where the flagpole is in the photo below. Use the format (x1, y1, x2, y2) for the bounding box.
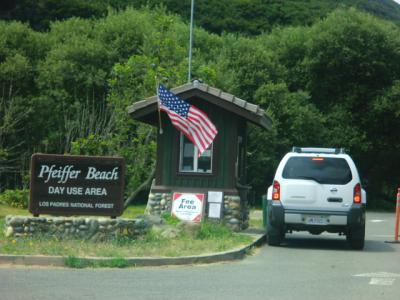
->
(155, 77, 163, 135)
(188, 0, 195, 83)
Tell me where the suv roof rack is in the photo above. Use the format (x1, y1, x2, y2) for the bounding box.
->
(292, 147, 346, 154)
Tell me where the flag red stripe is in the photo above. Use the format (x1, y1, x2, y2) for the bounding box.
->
(188, 107, 217, 143)
(188, 115, 215, 143)
(190, 106, 217, 133)
(161, 106, 207, 152)
(190, 118, 213, 150)
(188, 127, 206, 153)
(160, 107, 190, 134)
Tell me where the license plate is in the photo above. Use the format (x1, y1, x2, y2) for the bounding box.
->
(304, 215, 328, 225)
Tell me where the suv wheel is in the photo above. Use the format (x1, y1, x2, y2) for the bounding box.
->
(347, 224, 365, 250)
(267, 222, 284, 246)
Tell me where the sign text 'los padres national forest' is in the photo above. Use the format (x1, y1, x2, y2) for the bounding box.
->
(29, 154, 125, 217)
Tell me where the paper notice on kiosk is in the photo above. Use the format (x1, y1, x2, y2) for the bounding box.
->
(207, 191, 223, 203)
(208, 202, 222, 219)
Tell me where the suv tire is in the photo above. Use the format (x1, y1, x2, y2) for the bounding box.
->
(267, 222, 284, 246)
(347, 224, 365, 250)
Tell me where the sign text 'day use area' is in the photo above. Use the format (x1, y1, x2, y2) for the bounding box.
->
(29, 154, 125, 217)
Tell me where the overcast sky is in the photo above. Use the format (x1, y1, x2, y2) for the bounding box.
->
(394, 0, 400, 5)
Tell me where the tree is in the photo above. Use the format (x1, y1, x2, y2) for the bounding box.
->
(303, 9, 400, 204)
(365, 81, 400, 203)
(246, 83, 326, 197)
(0, 21, 48, 190)
(0, 0, 107, 31)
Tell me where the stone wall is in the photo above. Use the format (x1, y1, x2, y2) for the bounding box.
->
(4, 215, 151, 241)
(145, 191, 249, 231)
(145, 192, 172, 216)
(223, 195, 249, 231)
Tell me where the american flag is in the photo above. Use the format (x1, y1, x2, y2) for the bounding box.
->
(158, 84, 217, 156)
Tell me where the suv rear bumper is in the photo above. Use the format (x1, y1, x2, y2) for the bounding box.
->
(268, 200, 365, 232)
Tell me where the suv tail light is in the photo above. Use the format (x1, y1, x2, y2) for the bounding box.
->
(353, 183, 362, 203)
(272, 180, 280, 201)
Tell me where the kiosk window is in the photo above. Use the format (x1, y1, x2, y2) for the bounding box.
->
(179, 134, 212, 173)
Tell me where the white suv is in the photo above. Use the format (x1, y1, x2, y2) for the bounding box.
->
(266, 147, 366, 249)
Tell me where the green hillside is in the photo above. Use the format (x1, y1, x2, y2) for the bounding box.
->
(1, 0, 400, 33)
(127, 0, 400, 35)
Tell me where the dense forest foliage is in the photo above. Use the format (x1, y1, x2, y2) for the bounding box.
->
(0, 2, 400, 207)
(1, 0, 400, 34)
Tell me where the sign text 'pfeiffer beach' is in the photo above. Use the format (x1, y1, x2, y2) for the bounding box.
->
(29, 154, 125, 217)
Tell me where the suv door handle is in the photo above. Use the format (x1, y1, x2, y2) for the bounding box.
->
(330, 188, 338, 192)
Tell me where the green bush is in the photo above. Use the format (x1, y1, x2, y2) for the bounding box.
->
(196, 222, 233, 240)
(161, 212, 180, 225)
(0, 189, 29, 209)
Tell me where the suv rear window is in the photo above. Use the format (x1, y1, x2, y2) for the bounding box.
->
(282, 157, 352, 184)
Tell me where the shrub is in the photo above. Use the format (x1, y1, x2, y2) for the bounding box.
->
(0, 189, 29, 209)
(196, 222, 233, 240)
(161, 212, 180, 225)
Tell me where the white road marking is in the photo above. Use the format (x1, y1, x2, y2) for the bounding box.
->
(369, 278, 395, 286)
(369, 219, 386, 223)
(354, 272, 400, 286)
(354, 272, 400, 278)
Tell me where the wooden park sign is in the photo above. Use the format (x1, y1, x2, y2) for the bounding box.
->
(29, 154, 125, 217)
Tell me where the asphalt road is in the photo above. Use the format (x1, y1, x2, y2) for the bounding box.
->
(1, 212, 399, 300)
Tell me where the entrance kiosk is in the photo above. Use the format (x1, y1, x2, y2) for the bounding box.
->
(128, 81, 271, 230)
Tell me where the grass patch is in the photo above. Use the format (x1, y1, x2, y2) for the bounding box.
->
(0, 204, 254, 266)
(65, 256, 129, 268)
(0, 204, 29, 218)
(249, 218, 263, 229)
(0, 228, 253, 258)
(249, 208, 264, 229)
(121, 205, 146, 218)
(0, 211, 254, 261)
(197, 222, 233, 239)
